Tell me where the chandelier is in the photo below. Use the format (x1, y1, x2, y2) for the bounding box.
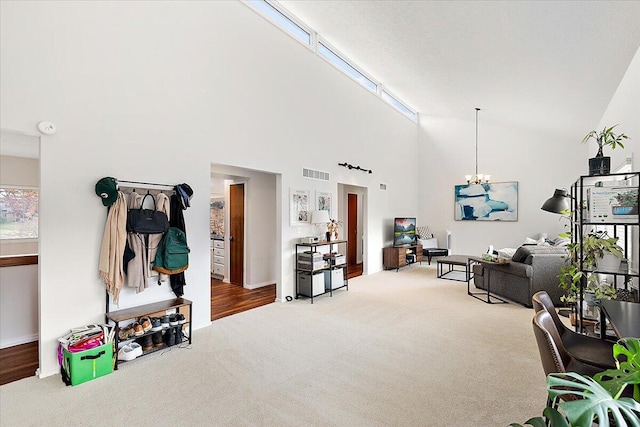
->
(465, 108, 490, 185)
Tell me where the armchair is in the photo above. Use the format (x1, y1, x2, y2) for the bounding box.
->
(417, 227, 450, 265)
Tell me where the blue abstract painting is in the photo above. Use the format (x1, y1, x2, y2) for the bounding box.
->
(454, 181, 518, 221)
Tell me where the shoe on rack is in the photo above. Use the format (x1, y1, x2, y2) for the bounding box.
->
(152, 331, 164, 347)
(176, 313, 186, 325)
(169, 314, 178, 326)
(175, 327, 183, 345)
(137, 335, 153, 352)
(118, 325, 133, 341)
(164, 327, 176, 347)
(118, 342, 143, 361)
(133, 322, 144, 337)
(161, 315, 170, 329)
(150, 317, 162, 332)
(139, 316, 152, 332)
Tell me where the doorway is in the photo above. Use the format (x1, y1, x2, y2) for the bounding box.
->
(210, 165, 279, 321)
(339, 184, 366, 278)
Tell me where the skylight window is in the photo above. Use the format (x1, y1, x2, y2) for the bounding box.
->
(245, 0, 312, 47)
(317, 40, 377, 93)
(382, 90, 418, 122)
(244, 0, 418, 123)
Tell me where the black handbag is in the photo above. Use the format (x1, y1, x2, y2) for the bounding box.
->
(126, 194, 169, 234)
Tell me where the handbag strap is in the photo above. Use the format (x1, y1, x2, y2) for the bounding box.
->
(140, 193, 157, 211)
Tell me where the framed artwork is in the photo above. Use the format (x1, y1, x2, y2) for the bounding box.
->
(290, 188, 311, 226)
(454, 181, 518, 221)
(316, 191, 332, 217)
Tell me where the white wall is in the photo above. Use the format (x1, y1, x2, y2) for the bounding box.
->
(1, 1, 419, 377)
(597, 46, 640, 283)
(0, 264, 38, 348)
(597, 46, 639, 170)
(418, 114, 586, 255)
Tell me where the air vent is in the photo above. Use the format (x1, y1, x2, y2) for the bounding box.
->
(380, 183, 387, 190)
(302, 168, 330, 181)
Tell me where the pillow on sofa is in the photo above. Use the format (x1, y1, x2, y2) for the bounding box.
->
(419, 237, 438, 249)
(497, 247, 517, 259)
(512, 245, 568, 263)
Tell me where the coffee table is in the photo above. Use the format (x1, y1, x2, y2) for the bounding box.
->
(437, 255, 474, 282)
(467, 257, 509, 304)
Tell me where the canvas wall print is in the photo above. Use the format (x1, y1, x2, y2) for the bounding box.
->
(454, 181, 518, 221)
(316, 191, 332, 216)
(290, 188, 311, 226)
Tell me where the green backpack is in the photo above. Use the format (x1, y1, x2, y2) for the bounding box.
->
(154, 227, 190, 275)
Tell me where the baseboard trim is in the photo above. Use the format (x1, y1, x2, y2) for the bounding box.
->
(1, 333, 38, 349)
(244, 281, 275, 290)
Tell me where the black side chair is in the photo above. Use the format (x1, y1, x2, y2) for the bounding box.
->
(418, 229, 450, 265)
(532, 291, 616, 370)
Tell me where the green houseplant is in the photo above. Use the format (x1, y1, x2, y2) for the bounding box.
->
(510, 338, 640, 427)
(558, 230, 622, 316)
(581, 125, 629, 176)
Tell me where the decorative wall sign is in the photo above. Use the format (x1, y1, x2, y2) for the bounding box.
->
(290, 188, 311, 226)
(454, 181, 518, 221)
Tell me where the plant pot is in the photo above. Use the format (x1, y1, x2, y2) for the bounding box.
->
(588, 156, 610, 176)
(596, 252, 621, 272)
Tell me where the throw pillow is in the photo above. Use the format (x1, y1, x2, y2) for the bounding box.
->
(419, 238, 438, 249)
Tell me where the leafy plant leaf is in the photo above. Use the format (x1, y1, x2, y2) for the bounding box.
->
(547, 372, 640, 426)
(595, 338, 640, 401)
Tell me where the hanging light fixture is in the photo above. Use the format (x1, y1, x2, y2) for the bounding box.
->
(465, 108, 491, 185)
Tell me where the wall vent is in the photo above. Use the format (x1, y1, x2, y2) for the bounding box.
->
(302, 168, 330, 181)
(380, 183, 387, 190)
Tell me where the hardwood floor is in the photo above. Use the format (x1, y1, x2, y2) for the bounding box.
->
(347, 263, 363, 279)
(0, 341, 39, 386)
(211, 278, 276, 321)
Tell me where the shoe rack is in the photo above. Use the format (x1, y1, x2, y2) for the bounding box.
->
(106, 297, 192, 369)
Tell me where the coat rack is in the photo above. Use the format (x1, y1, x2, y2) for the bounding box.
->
(116, 179, 175, 192)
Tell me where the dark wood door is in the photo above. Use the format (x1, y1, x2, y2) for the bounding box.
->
(229, 183, 244, 286)
(348, 193, 357, 265)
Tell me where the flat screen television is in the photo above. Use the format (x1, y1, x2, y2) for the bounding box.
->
(393, 217, 417, 247)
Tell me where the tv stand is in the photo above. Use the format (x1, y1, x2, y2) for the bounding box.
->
(383, 244, 423, 271)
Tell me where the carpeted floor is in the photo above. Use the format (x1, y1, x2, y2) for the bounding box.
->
(0, 264, 547, 426)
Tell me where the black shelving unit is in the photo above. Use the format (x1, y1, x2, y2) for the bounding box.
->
(295, 240, 349, 303)
(570, 171, 639, 335)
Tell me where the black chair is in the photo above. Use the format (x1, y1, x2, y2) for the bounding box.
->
(532, 291, 616, 370)
(419, 230, 450, 265)
(532, 310, 602, 378)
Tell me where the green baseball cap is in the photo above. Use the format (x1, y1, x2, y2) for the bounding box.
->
(95, 177, 118, 206)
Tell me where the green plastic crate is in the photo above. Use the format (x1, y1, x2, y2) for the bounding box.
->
(63, 342, 113, 386)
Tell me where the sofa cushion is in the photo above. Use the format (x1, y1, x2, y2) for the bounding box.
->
(511, 245, 567, 263)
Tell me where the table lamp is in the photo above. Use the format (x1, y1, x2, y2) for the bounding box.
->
(311, 210, 331, 241)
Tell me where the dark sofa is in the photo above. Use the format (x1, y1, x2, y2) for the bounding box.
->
(472, 245, 568, 307)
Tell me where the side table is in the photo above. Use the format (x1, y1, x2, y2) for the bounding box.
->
(467, 257, 509, 304)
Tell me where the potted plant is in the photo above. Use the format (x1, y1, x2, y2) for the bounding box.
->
(581, 125, 629, 176)
(510, 337, 640, 427)
(326, 218, 342, 241)
(558, 230, 622, 321)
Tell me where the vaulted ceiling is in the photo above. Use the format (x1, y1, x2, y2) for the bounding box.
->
(280, 1, 640, 136)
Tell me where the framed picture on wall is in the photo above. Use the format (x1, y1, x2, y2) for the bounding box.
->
(316, 191, 332, 217)
(290, 188, 311, 226)
(454, 181, 518, 221)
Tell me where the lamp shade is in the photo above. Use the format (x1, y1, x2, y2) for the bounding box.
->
(541, 189, 570, 213)
(311, 210, 330, 224)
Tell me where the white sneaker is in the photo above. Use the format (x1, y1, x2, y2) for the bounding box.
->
(118, 342, 143, 361)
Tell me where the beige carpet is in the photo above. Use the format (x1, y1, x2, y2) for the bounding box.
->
(0, 264, 546, 426)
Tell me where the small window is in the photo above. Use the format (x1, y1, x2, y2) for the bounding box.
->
(382, 89, 418, 122)
(246, 0, 313, 47)
(0, 187, 39, 239)
(318, 40, 378, 93)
